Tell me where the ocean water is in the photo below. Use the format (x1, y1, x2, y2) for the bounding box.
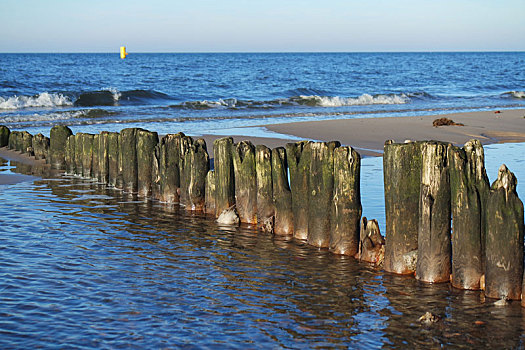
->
(0, 52, 524, 137)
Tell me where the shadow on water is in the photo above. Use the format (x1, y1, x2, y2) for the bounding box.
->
(1, 155, 525, 348)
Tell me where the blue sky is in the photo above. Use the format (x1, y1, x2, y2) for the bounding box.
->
(1, 0, 524, 52)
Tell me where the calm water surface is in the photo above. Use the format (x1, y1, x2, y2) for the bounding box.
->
(2, 143, 525, 348)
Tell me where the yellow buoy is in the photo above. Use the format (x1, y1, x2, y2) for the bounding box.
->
(120, 46, 128, 59)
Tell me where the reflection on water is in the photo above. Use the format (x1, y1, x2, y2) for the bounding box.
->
(1, 144, 525, 348)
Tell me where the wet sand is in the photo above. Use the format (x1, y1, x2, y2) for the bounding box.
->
(0, 147, 47, 185)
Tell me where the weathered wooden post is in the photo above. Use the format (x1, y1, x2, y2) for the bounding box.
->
(205, 170, 216, 215)
(32, 133, 50, 161)
(107, 132, 120, 187)
(98, 132, 109, 183)
(256, 145, 274, 232)
(485, 165, 524, 300)
(358, 217, 385, 265)
(49, 125, 73, 170)
(448, 140, 489, 290)
(65, 135, 76, 174)
(74, 133, 84, 176)
(416, 141, 451, 284)
(285, 141, 311, 240)
(232, 141, 257, 224)
(8, 130, 19, 150)
(330, 146, 362, 256)
(179, 135, 194, 208)
(187, 139, 209, 211)
(91, 134, 100, 180)
(213, 137, 235, 216)
(136, 129, 159, 197)
(21, 131, 33, 155)
(308, 141, 340, 247)
(272, 147, 294, 235)
(0, 125, 10, 147)
(81, 133, 95, 178)
(383, 140, 423, 275)
(156, 133, 184, 204)
(120, 128, 138, 192)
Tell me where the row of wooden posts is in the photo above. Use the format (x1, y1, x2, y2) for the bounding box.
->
(1, 124, 524, 304)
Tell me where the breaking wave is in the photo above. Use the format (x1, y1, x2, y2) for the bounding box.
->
(502, 91, 525, 99)
(0, 92, 73, 110)
(74, 89, 171, 106)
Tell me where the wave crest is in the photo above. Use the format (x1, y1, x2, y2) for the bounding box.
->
(0, 92, 73, 110)
(502, 91, 525, 99)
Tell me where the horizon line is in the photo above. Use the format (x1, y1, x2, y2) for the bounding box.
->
(1, 50, 525, 54)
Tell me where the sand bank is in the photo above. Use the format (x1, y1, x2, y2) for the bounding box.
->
(0, 147, 48, 185)
(261, 109, 525, 155)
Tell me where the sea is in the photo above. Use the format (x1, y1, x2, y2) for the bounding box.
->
(1, 52, 525, 348)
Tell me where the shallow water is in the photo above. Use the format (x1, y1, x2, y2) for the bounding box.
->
(2, 143, 525, 348)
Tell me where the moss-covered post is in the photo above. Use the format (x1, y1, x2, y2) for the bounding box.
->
(0, 125, 10, 147)
(65, 135, 76, 174)
(74, 133, 84, 176)
(205, 170, 216, 215)
(285, 141, 311, 240)
(232, 141, 257, 224)
(358, 217, 385, 264)
(330, 146, 362, 256)
(272, 147, 293, 235)
(308, 141, 340, 248)
(213, 137, 235, 216)
(91, 134, 100, 180)
(179, 135, 194, 208)
(156, 133, 184, 204)
(256, 145, 274, 232)
(49, 125, 73, 170)
(485, 165, 524, 300)
(107, 132, 120, 187)
(136, 129, 159, 197)
(81, 133, 95, 178)
(416, 141, 451, 284)
(32, 133, 50, 161)
(120, 128, 138, 192)
(383, 140, 423, 275)
(187, 139, 209, 211)
(20, 131, 33, 155)
(98, 132, 109, 183)
(7, 130, 19, 150)
(448, 141, 489, 290)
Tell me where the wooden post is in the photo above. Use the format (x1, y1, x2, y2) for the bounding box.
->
(179, 135, 194, 208)
(136, 129, 159, 197)
(330, 146, 362, 256)
(91, 134, 100, 180)
(256, 145, 274, 232)
(107, 132, 120, 187)
(157, 133, 184, 204)
(213, 137, 235, 216)
(448, 141, 489, 290)
(358, 217, 385, 264)
(272, 147, 293, 235)
(65, 135, 76, 174)
(98, 132, 109, 183)
(233, 141, 257, 224)
(205, 170, 216, 215)
(32, 133, 50, 161)
(285, 141, 311, 240)
(383, 140, 423, 274)
(8, 130, 19, 150)
(0, 125, 10, 147)
(49, 125, 73, 169)
(74, 133, 84, 176)
(308, 141, 340, 248)
(485, 165, 524, 300)
(81, 133, 95, 178)
(187, 139, 209, 211)
(21, 131, 33, 155)
(120, 128, 138, 192)
(416, 141, 451, 284)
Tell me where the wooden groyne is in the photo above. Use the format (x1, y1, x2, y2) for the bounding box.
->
(2, 125, 525, 303)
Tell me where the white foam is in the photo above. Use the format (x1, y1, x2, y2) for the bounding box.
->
(299, 93, 410, 107)
(1, 110, 90, 123)
(510, 91, 525, 98)
(102, 87, 122, 101)
(0, 92, 73, 110)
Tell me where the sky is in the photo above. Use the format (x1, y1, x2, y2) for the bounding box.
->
(1, 0, 524, 52)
